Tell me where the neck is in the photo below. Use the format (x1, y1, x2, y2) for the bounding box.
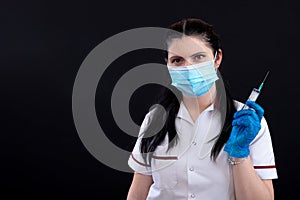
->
(182, 84, 217, 122)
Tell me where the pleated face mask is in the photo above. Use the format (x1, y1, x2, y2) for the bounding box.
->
(167, 53, 219, 97)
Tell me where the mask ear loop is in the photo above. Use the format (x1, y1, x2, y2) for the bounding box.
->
(213, 51, 218, 72)
(213, 51, 218, 61)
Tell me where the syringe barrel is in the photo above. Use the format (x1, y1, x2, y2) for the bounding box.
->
(248, 88, 260, 102)
(241, 88, 260, 110)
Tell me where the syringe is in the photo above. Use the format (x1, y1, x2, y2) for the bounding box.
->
(241, 70, 270, 110)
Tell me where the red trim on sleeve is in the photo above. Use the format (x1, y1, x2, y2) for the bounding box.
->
(254, 165, 276, 169)
(131, 154, 151, 167)
(151, 155, 178, 160)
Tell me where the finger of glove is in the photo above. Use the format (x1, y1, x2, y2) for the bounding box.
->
(245, 100, 264, 120)
(233, 111, 260, 125)
(233, 109, 258, 120)
(236, 123, 260, 140)
(232, 113, 260, 127)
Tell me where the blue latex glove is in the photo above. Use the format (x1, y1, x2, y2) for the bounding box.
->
(224, 101, 264, 158)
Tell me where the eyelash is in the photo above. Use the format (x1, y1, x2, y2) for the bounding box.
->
(171, 58, 183, 63)
(194, 55, 205, 60)
(171, 55, 205, 63)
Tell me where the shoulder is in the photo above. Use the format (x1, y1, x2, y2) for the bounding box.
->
(138, 106, 160, 136)
(142, 107, 157, 126)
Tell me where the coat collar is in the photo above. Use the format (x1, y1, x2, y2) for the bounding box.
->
(176, 100, 217, 125)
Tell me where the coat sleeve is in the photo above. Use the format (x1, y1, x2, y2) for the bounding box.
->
(128, 111, 153, 175)
(249, 116, 278, 179)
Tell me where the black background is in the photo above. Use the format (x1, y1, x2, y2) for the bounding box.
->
(2, 0, 299, 199)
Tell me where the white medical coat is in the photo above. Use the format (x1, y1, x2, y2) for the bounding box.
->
(128, 100, 278, 200)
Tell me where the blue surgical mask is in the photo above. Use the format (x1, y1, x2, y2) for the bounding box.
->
(167, 54, 219, 97)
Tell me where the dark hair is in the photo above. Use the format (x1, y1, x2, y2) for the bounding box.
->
(140, 18, 236, 164)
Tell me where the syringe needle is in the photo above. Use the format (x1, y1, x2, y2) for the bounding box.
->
(258, 70, 270, 91)
(262, 70, 270, 83)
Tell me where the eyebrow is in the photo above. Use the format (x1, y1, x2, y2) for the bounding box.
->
(190, 52, 207, 57)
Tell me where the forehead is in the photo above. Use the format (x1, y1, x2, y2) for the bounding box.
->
(167, 36, 212, 57)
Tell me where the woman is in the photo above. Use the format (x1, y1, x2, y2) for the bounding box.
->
(127, 18, 277, 200)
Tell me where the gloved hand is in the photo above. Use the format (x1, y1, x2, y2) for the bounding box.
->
(224, 100, 264, 158)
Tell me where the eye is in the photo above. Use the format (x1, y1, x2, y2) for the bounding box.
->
(194, 54, 205, 60)
(171, 57, 183, 64)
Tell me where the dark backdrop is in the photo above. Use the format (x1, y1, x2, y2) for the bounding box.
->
(2, 0, 299, 199)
